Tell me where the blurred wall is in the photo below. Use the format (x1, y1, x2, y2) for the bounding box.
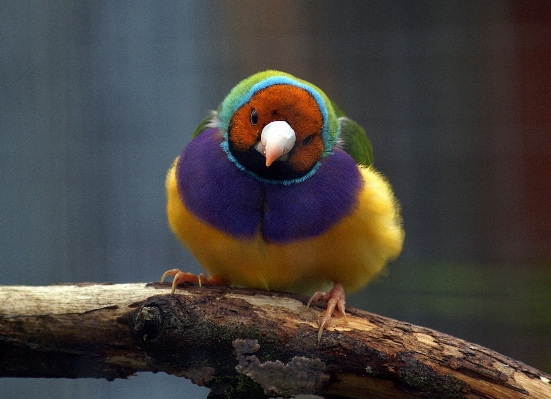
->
(515, 3, 551, 260)
(1, 1, 550, 398)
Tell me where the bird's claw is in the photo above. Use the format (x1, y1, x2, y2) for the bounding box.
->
(307, 283, 347, 341)
(160, 269, 227, 293)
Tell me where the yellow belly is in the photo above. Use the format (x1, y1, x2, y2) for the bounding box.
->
(166, 161, 404, 295)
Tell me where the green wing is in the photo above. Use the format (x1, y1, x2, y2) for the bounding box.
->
(192, 112, 217, 138)
(331, 100, 374, 167)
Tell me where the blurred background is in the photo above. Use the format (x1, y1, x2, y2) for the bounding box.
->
(1, 1, 550, 398)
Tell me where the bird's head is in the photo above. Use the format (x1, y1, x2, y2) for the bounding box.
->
(218, 71, 339, 183)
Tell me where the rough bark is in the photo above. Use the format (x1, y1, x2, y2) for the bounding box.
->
(0, 283, 549, 398)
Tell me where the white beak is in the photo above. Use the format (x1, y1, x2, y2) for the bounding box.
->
(254, 121, 296, 167)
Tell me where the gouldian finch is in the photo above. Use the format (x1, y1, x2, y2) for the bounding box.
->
(162, 71, 404, 339)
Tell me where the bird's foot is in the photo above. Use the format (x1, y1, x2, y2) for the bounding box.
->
(160, 269, 227, 294)
(307, 283, 347, 341)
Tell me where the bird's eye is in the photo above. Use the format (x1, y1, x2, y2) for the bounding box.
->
(302, 134, 314, 146)
(250, 109, 258, 125)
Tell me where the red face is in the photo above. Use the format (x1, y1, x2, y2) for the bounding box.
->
(228, 84, 324, 178)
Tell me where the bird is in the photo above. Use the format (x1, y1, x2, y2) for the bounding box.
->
(161, 70, 404, 340)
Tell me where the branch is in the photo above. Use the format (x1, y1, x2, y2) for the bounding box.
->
(0, 283, 549, 398)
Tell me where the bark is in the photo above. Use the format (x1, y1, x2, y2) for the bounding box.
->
(0, 283, 550, 399)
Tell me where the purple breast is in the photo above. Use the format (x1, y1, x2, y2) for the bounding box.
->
(176, 128, 362, 243)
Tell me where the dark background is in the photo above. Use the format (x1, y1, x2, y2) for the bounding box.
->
(2, 2, 550, 398)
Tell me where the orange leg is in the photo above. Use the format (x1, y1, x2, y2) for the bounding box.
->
(160, 269, 228, 294)
(307, 283, 348, 341)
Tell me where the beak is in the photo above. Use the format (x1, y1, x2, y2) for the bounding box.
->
(254, 121, 296, 167)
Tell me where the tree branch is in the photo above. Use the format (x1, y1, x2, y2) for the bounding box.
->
(0, 283, 549, 398)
